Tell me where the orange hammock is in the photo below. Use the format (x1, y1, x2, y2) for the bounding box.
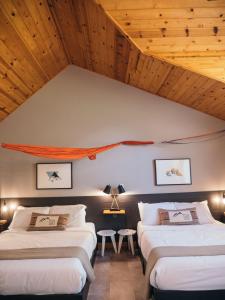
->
(1, 141, 154, 160)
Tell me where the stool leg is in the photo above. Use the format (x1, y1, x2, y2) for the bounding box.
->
(111, 235, 117, 254)
(118, 235, 123, 254)
(127, 235, 131, 250)
(101, 236, 106, 257)
(129, 235, 135, 255)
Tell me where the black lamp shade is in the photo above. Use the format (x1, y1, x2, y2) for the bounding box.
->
(118, 184, 125, 194)
(103, 185, 111, 194)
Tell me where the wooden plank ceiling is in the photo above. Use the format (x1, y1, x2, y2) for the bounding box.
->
(0, 0, 225, 122)
(100, 0, 225, 83)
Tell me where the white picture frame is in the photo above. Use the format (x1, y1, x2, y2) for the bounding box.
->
(154, 159, 192, 186)
(36, 162, 73, 189)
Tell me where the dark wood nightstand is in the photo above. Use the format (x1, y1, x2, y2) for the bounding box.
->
(0, 220, 7, 233)
(102, 210, 127, 231)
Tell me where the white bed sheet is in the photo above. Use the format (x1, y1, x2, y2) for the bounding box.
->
(0, 223, 97, 295)
(138, 221, 225, 291)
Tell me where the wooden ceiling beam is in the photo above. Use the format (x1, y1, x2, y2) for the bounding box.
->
(98, 0, 225, 10)
(109, 7, 225, 20)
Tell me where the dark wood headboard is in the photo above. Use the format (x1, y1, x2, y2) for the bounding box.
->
(0, 190, 223, 231)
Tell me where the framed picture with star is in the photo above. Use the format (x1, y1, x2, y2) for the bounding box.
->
(36, 162, 73, 189)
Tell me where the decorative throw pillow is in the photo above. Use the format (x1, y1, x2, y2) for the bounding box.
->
(27, 213, 69, 231)
(159, 207, 199, 225)
(174, 201, 215, 224)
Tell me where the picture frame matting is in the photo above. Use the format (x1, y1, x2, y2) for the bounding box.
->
(154, 158, 192, 186)
(36, 162, 73, 190)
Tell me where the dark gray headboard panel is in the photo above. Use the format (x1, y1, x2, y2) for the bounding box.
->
(1, 191, 223, 230)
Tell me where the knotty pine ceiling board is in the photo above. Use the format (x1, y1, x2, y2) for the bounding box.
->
(0, 0, 225, 122)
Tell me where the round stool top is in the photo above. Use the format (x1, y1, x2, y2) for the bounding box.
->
(97, 229, 116, 237)
(118, 229, 136, 236)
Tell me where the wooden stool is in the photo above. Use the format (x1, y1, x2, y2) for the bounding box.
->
(97, 229, 117, 256)
(118, 229, 136, 255)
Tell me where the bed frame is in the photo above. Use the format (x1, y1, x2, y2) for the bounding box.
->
(0, 244, 97, 300)
(138, 246, 225, 300)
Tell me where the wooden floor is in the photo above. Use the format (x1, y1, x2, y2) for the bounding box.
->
(88, 250, 145, 300)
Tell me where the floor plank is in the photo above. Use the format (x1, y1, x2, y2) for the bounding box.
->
(88, 250, 145, 300)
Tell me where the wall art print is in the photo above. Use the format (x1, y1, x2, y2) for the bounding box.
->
(154, 159, 192, 186)
(36, 162, 73, 189)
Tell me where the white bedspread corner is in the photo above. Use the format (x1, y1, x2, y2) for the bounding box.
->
(0, 222, 96, 295)
(138, 221, 225, 291)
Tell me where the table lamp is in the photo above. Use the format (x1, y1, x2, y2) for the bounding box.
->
(103, 184, 126, 211)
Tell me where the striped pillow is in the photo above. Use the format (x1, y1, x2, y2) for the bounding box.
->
(27, 213, 69, 231)
(159, 207, 199, 225)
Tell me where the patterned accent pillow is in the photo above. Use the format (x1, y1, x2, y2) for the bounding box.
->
(27, 213, 69, 231)
(159, 207, 199, 225)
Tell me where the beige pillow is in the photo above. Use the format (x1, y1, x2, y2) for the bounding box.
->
(159, 207, 199, 225)
(27, 213, 69, 231)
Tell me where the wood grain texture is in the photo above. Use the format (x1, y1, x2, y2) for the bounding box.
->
(99, 0, 225, 84)
(0, 0, 225, 122)
(88, 253, 144, 300)
(98, 0, 225, 120)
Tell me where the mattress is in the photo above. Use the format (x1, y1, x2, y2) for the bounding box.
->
(138, 221, 225, 291)
(0, 223, 97, 295)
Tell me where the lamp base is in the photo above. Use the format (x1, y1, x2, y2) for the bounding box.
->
(111, 195, 120, 210)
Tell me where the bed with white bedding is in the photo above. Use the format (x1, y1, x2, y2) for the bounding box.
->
(137, 201, 225, 300)
(0, 223, 96, 296)
(0, 205, 97, 299)
(138, 221, 225, 291)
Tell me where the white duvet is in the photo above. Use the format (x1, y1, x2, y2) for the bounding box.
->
(0, 223, 97, 295)
(138, 221, 225, 291)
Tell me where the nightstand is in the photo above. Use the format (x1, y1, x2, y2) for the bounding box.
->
(0, 220, 7, 233)
(102, 209, 127, 231)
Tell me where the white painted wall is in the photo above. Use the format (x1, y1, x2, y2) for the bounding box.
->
(0, 65, 225, 198)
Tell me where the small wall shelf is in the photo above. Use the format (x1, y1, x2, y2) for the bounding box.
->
(103, 209, 126, 215)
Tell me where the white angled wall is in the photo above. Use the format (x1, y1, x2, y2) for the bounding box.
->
(0, 65, 225, 198)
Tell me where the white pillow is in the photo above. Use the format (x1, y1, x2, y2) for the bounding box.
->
(9, 206, 50, 229)
(49, 205, 86, 227)
(138, 202, 175, 225)
(174, 200, 215, 224)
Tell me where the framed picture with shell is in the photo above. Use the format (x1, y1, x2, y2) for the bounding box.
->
(154, 158, 192, 186)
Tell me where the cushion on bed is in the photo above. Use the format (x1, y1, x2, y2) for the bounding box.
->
(159, 207, 199, 225)
(49, 205, 86, 227)
(138, 202, 175, 225)
(174, 200, 215, 224)
(9, 206, 50, 229)
(27, 213, 69, 231)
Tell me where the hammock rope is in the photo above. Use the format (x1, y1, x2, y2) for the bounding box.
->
(161, 128, 225, 144)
